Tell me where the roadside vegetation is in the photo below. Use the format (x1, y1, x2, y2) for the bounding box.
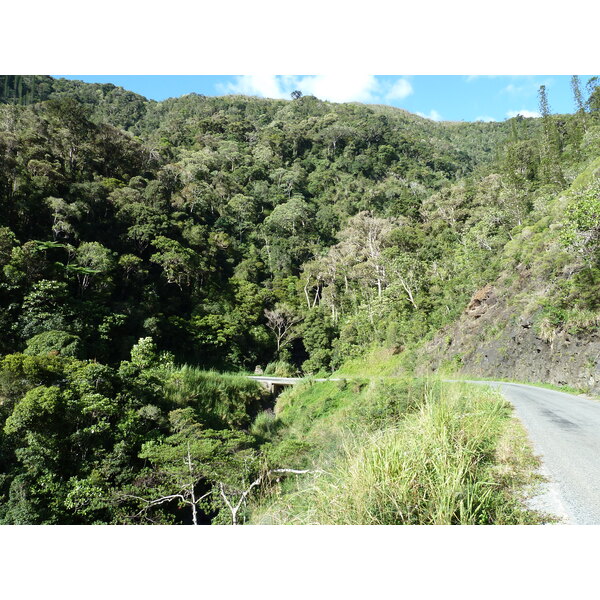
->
(446, 374, 590, 397)
(0, 339, 273, 524)
(252, 380, 547, 524)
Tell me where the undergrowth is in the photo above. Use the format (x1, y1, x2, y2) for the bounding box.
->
(447, 374, 588, 396)
(251, 380, 545, 525)
(163, 365, 269, 429)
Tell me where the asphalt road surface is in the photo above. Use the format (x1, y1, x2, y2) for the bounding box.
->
(463, 381, 600, 524)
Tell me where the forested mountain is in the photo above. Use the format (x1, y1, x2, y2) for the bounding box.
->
(0, 75, 546, 372)
(0, 74, 598, 524)
(1, 75, 148, 129)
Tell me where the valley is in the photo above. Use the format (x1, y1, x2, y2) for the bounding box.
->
(1, 74, 599, 524)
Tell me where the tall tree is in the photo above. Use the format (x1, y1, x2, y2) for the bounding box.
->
(571, 76, 586, 114)
(538, 85, 563, 185)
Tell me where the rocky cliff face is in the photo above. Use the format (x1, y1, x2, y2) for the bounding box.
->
(418, 267, 600, 393)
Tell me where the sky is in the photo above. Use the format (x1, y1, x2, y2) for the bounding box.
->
(53, 75, 586, 122)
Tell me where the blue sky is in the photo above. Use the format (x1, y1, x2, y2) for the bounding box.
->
(54, 75, 585, 122)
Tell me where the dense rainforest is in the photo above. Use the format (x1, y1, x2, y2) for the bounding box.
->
(1, 74, 599, 524)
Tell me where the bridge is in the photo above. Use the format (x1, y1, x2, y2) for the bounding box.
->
(247, 375, 339, 395)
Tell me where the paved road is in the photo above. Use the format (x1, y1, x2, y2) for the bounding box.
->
(461, 381, 600, 524)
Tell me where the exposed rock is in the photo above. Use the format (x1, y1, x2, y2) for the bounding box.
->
(417, 276, 600, 394)
(465, 284, 494, 318)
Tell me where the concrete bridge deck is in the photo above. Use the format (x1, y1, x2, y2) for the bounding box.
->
(247, 375, 338, 394)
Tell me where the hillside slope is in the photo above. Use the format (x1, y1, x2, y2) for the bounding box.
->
(1, 74, 600, 525)
(417, 156, 600, 392)
(250, 377, 546, 524)
(0, 75, 546, 374)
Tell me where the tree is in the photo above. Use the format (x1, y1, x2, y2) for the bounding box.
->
(264, 304, 302, 352)
(561, 181, 600, 263)
(538, 85, 563, 185)
(150, 236, 198, 290)
(571, 76, 586, 115)
(300, 308, 337, 373)
(0, 227, 17, 266)
(129, 439, 214, 525)
(262, 197, 317, 273)
(338, 211, 395, 298)
(538, 85, 551, 121)
(3, 242, 48, 287)
(43, 97, 95, 175)
(24, 330, 82, 358)
(125, 408, 258, 525)
(383, 251, 422, 309)
(130, 337, 160, 369)
(502, 140, 539, 187)
(264, 196, 313, 235)
(73, 241, 115, 294)
(586, 77, 600, 113)
(46, 197, 84, 241)
(19, 280, 74, 339)
(223, 194, 258, 242)
(0, 355, 131, 524)
(568, 76, 588, 151)
(112, 187, 169, 253)
(217, 467, 325, 525)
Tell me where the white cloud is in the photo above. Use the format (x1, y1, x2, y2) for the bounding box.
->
(416, 109, 442, 121)
(294, 74, 381, 103)
(501, 77, 553, 97)
(385, 78, 413, 101)
(216, 75, 289, 99)
(465, 75, 500, 82)
(475, 115, 496, 122)
(506, 109, 541, 119)
(215, 74, 414, 104)
(502, 83, 519, 94)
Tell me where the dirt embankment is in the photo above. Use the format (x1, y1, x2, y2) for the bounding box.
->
(417, 269, 600, 393)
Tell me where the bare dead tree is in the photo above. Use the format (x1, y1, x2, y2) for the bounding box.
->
(218, 468, 327, 525)
(122, 443, 211, 525)
(385, 252, 422, 310)
(123, 490, 213, 525)
(264, 305, 302, 351)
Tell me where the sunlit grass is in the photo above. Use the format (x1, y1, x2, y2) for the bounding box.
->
(163, 365, 268, 429)
(252, 381, 545, 524)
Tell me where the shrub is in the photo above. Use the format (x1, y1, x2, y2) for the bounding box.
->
(250, 409, 279, 439)
(264, 360, 298, 377)
(24, 330, 82, 358)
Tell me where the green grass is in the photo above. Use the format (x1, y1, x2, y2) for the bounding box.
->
(333, 343, 423, 378)
(445, 373, 593, 397)
(163, 365, 269, 429)
(251, 379, 547, 525)
(334, 345, 405, 376)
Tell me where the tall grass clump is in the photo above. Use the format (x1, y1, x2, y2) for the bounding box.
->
(263, 360, 299, 377)
(250, 409, 279, 439)
(253, 382, 543, 524)
(163, 365, 269, 429)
